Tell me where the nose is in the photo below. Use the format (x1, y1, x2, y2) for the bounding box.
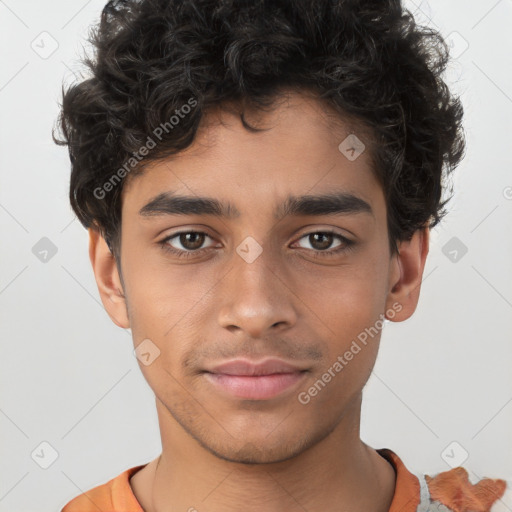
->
(217, 245, 298, 339)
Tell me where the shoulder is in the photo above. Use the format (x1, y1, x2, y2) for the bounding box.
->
(418, 465, 511, 512)
(60, 465, 146, 512)
(377, 448, 510, 512)
(60, 477, 116, 512)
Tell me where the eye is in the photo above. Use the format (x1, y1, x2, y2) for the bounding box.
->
(159, 231, 217, 258)
(294, 230, 354, 257)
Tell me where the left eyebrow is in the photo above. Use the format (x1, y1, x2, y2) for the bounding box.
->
(138, 191, 374, 220)
(276, 192, 374, 220)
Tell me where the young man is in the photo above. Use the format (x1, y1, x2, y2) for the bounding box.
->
(55, 0, 510, 511)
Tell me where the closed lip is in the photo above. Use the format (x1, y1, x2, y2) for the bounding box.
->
(204, 358, 307, 376)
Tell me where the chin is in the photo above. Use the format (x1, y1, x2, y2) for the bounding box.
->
(208, 443, 302, 465)
(196, 429, 323, 465)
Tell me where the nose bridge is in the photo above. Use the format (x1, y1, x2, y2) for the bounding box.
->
(217, 236, 297, 337)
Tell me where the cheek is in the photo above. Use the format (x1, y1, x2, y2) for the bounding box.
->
(302, 258, 389, 329)
(300, 251, 390, 372)
(121, 250, 214, 368)
(302, 282, 386, 408)
(122, 240, 202, 318)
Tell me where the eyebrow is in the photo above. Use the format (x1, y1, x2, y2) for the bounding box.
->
(139, 191, 373, 220)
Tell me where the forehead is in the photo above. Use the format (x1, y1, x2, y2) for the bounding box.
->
(121, 90, 383, 216)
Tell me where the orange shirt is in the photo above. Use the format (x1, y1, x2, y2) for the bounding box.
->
(60, 448, 510, 512)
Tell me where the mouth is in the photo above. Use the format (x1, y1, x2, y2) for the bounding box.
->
(202, 358, 309, 400)
(203, 372, 308, 400)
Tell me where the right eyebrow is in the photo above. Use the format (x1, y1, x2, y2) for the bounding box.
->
(139, 192, 240, 219)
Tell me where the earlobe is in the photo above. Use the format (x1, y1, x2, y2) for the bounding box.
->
(385, 226, 430, 322)
(88, 228, 130, 329)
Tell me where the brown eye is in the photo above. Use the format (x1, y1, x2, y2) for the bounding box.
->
(294, 230, 355, 258)
(297, 232, 343, 251)
(162, 231, 215, 254)
(308, 233, 335, 250)
(178, 232, 206, 250)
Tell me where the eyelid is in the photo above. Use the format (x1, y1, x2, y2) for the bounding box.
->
(160, 230, 217, 249)
(294, 224, 355, 239)
(292, 229, 353, 248)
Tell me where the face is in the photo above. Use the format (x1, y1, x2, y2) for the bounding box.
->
(93, 91, 426, 464)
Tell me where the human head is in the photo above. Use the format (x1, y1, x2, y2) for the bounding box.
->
(54, 0, 465, 464)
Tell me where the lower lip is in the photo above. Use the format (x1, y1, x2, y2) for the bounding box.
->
(204, 372, 306, 400)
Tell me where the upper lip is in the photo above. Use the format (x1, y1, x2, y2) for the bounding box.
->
(205, 358, 306, 376)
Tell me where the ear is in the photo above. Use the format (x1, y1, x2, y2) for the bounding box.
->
(385, 226, 430, 322)
(88, 228, 130, 329)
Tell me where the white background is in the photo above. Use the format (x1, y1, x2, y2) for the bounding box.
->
(1, 1, 511, 510)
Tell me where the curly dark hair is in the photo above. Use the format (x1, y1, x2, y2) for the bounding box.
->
(54, 0, 465, 259)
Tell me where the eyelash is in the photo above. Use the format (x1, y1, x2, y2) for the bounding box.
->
(158, 230, 355, 260)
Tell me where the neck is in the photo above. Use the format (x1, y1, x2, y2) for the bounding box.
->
(132, 396, 396, 512)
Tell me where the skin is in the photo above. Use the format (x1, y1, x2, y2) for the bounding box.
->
(89, 90, 429, 512)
